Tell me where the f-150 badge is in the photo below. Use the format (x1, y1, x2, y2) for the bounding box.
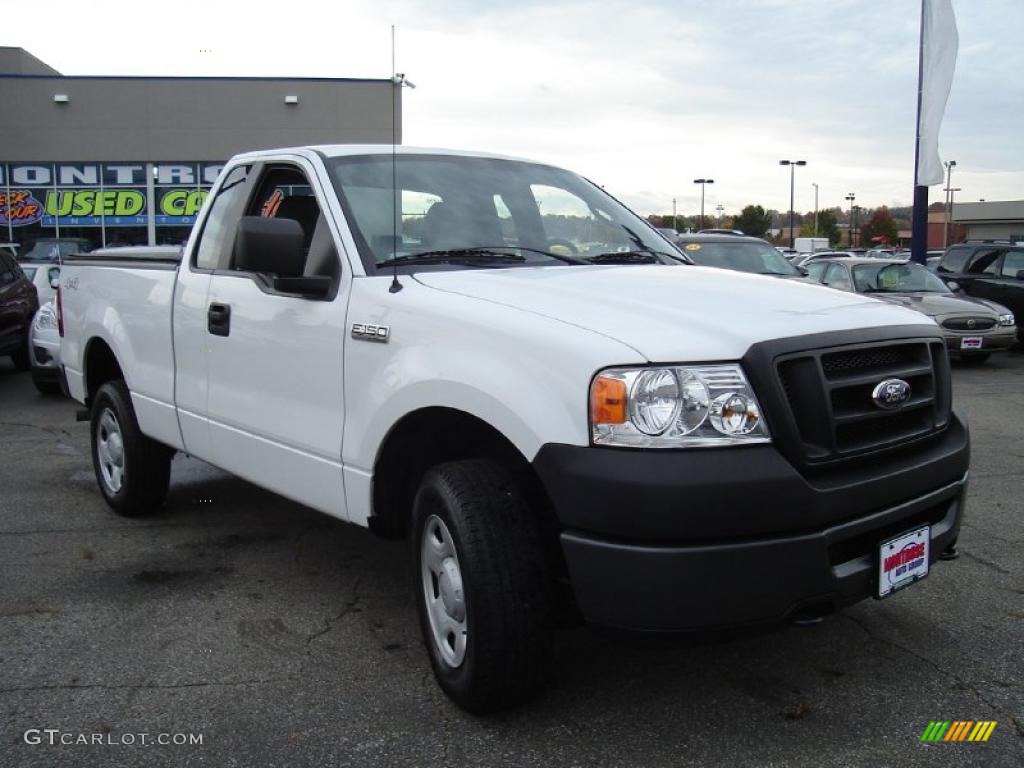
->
(351, 323, 389, 343)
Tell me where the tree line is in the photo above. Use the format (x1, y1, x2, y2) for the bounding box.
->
(648, 203, 930, 246)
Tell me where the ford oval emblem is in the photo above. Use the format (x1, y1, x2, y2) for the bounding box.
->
(872, 378, 912, 409)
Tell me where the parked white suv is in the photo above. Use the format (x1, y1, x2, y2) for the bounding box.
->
(59, 146, 969, 711)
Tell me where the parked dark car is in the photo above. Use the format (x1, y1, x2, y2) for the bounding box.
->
(0, 249, 40, 370)
(805, 257, 1016, 362)
(937, 241, 1024, 343)
(675, 233, 807, 278)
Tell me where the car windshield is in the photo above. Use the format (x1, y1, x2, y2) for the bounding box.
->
(682, 241, 800, 275)
(326, 154, 679, 272)
(853, 263, 950, 293)
(21, 240, 89, 263)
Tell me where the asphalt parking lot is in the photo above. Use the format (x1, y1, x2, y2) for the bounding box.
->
(1, 353, 1022, 768)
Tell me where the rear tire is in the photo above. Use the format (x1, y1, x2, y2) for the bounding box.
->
(90, 380, 173, 516)
(10, 348, 30, 371)
(412, 459, 552, 712)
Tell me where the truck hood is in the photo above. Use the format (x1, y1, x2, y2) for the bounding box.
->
(413, 265, 937, 361)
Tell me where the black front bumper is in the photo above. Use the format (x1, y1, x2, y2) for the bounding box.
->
(533, 415, 969, 631)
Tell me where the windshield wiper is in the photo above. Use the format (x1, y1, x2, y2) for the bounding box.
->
(585, 249, 681, 265)
(377, 246, 586, 268)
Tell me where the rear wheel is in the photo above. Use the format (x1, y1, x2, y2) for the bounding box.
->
(413, 460, 552, 712)
(90, 380, 173, 516)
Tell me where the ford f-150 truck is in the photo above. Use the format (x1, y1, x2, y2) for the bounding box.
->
(59, 146, 969, 712)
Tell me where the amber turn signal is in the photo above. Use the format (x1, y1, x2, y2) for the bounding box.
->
(591, 375, 627, 424)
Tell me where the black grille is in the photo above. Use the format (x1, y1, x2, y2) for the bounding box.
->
(775, 340, 950, 464)
(941, 317, 996, 331)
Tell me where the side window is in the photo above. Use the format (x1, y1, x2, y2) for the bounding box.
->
(824, 263, 852, 290)
(937, 246, 971, 274)
(194, 165, 253, 270)
(967, 248, 1002, 275)
(804, 262, 828, 282)
(1001, 250, 1024, 279)
(245, 166, 339, 279)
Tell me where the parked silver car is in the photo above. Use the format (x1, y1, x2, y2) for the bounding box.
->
(805, 258, 1017, 362)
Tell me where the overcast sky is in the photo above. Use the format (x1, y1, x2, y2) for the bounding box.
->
(5, 0, 1021, 217)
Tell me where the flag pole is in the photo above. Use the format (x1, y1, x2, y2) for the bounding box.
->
(910, 0, 928, 265)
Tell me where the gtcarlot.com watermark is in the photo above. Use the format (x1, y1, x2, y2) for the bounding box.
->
(25, 729, 203, 746)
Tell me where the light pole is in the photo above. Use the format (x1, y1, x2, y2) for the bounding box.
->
(672, 198, 677, 232)
(852, 205, 862, 247)
(845, 193, 856, 247)
(943, 159, 957, 247)
(779, 160, 806, 248)
(715, 204, 724, 228)
(812, 183, 819, 237)
(693, 178, 714, 230)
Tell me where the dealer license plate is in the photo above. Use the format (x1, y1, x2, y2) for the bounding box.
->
(878, 526, 930, 598)
(961, 336, 983, 350)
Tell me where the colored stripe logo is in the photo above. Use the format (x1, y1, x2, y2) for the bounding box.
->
(921, 721, 997, 742)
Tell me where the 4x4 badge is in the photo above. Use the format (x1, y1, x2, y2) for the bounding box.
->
(872, 378, 912, 409)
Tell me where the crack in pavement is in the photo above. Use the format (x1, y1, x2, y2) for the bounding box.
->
(959, 548, 1015, 576)
(306, 580, 363, 647)
(840, 613, 1012, 720)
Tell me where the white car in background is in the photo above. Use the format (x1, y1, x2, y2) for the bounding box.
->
(28, 300, 63, 394)
(20, 262, 62, 305)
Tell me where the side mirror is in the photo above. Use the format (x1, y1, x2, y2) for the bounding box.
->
(798, 266, 809, 276)
(945, 280, 960, 292)
(49, 276, 60, 289)
(1016, 270, 1024, 281)
(233, 216, 305, 277)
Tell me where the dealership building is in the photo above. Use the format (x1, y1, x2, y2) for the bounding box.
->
(0, 47, 398, 255)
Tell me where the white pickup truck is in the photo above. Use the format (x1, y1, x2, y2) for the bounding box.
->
(59, 145, 969, 712)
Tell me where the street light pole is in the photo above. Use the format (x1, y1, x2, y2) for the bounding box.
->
(672, 197, 677, 232)
(845, 192, 856, 247)
(693, 178, 714, 230)
(852, 205, 862, 247)
(943, 160, 957, 247)
(715, 204, 724, 228)
(779, 160, 806, 248)
(812, 183, 819, 237)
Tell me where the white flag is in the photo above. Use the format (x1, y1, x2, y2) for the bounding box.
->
(917, 0, 959, 186)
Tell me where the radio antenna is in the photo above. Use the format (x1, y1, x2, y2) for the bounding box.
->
(389, 24, 403, 293)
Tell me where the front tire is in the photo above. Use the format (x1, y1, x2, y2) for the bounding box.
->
(413, 460, 552, 712)
(90, 380, 173, 516)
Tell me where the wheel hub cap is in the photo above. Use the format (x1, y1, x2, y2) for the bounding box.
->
(420, 515, 468, 667)
(96, 408, 125, 494)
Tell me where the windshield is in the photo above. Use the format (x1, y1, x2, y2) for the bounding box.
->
(681, 241, 800, 275)
(326, 154, 678, 272)
(853, 262, 950, 293)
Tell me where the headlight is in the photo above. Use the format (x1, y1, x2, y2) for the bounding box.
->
(34, 308, 57, 331)
(590, 364, 770, 447)
(998, 313, 1015, 327)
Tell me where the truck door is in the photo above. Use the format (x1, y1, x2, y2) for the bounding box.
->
(173, 164, 256, 461)
(202, 161, 349, 521)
